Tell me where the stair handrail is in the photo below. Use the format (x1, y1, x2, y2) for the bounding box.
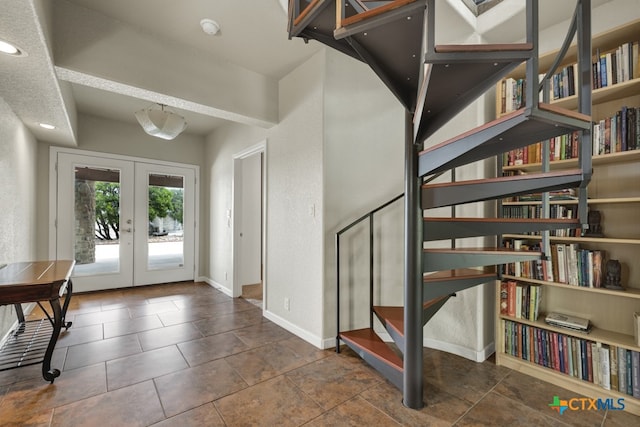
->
(537, 3, 580, 95)
(335, 192, 404, 351)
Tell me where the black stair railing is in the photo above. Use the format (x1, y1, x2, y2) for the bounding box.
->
(335, 193, 404, 351)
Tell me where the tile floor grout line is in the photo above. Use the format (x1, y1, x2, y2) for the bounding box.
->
(450, 369, 513, 426)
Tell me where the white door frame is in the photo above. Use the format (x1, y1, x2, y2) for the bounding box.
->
(232, 140, 267, 307)
(49, 147, 200, 289)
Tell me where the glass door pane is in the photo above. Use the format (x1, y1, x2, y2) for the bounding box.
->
(147, 173, 184, 270)
(55, 152, 135, 292)
(134, 162, 195, 286)
(73, 166, 122, 276)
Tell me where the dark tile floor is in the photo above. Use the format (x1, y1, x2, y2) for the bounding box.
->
(1, 281, 639, 426)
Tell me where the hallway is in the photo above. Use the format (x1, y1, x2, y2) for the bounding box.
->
(0, 282, 637, 426)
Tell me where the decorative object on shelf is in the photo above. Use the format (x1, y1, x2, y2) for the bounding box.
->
(604, 259, 624, 290)
(584, 210, 604, 237)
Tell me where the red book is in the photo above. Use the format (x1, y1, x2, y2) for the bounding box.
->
(551, 332, 559, 371)
(562, 335, 570, 374)
(500, 281, 509, 315)
(507, 281, 517, 317)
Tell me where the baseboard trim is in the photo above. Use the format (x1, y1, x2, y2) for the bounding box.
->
(201, 277, 233, 297)
(424, 338, 495, 362)
(263, 310, 325, 349)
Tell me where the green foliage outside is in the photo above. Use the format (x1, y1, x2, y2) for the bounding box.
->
(95, 182, 120, 240)
(94, 183, 184, 240)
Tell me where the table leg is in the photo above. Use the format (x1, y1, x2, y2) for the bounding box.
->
(13, 304, 25, 323)
(61, 279, 73, 330)
(42, 298, 62, 383)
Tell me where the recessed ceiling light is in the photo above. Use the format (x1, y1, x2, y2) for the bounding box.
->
(0, 39, 25, 56)
(39, 123, 56, 130)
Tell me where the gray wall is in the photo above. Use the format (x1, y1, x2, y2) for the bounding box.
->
(0, 98, 38, 340)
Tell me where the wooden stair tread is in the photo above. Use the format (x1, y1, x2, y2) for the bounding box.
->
(374, 297, 449, 336)
(419, 104, 588, 157)
(373, 306, 404, 336)
(292, 0, 323, 27)
(423, 268, 496, 283)
(417, 105, 591, 176)
(423, 247, 542, 255)
(423, 217, 580, 224)
(339, 328, 403, 371)
(341, 0, 416, 27)
(422, 169, 583, 190)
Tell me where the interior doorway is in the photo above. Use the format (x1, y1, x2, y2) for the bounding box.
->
(232, 141, 266, 308)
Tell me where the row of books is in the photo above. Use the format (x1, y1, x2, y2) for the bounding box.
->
(499, 41, 640, 115)
(503, 320, 640, 397)
(550, 64, 578, 100)
(501, 104, 640, 168)
(501, 205, 579, 237)
(504, 240, 605, 288)
(499, 281, 542, 321)
(500, 77, 527, 114)
(593, 106, 640, 154)
(502, 131, 581, 166)
(593, 42, 640, 90)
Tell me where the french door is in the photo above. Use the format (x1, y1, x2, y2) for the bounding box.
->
(53, 151, 196, 292)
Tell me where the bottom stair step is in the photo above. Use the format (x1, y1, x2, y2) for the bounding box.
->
(339, 328, 403, 389)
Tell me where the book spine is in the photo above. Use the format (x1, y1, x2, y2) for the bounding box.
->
(610, 345, 619, 392)
(633, 351, 640, 398)
(619, 347, 627, 394)
(600, 345, 611, 391)
(627, 350, 633, 395)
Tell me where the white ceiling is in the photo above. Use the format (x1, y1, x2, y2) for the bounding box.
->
(0, 0, 612, 146)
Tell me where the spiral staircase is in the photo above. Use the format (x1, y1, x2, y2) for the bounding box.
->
(288, 0, 592, 408)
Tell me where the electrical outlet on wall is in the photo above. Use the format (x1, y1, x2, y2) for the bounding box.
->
(284, 297, 290, 311)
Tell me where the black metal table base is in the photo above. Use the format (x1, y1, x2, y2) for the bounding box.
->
(0, 283, 72, 383)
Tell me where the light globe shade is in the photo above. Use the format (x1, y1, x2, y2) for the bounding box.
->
(134, 105, 187, 140)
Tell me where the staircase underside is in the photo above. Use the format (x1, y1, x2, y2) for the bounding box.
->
(423, 217, 581, 241)
(422, 169, 585, 209)
(290, 0, 425, 109)
(290, 0, 537, 141)
(418, 105, 591, 177)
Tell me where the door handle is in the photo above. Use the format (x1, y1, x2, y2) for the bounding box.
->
(123, 228, 132, 233)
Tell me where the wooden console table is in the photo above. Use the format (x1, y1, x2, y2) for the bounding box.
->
(0, 260, 74, 382)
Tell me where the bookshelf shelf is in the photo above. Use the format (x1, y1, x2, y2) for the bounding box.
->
(502, 234, 640, 245)
(503, 149, 640, 173)
(502, 274, 640, 299)
(503, 197, 640, 206)
(501, 314, 640, 351)
(496, 16, 640, 414)
(546, 77, 640, 111)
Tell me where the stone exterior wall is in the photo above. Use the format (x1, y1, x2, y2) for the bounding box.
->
(74, 180, 95, 264)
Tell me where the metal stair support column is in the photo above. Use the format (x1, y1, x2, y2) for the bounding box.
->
(403, 109, 423, 409)
(576, 0, 592, 224)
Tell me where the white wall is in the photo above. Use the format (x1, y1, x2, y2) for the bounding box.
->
(205, 49, 325, 344)
(0, 98, 38, 339)
(264, 49, 325, 342)
(204, 123, 267, 288)
(322, 49, 405, 341)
